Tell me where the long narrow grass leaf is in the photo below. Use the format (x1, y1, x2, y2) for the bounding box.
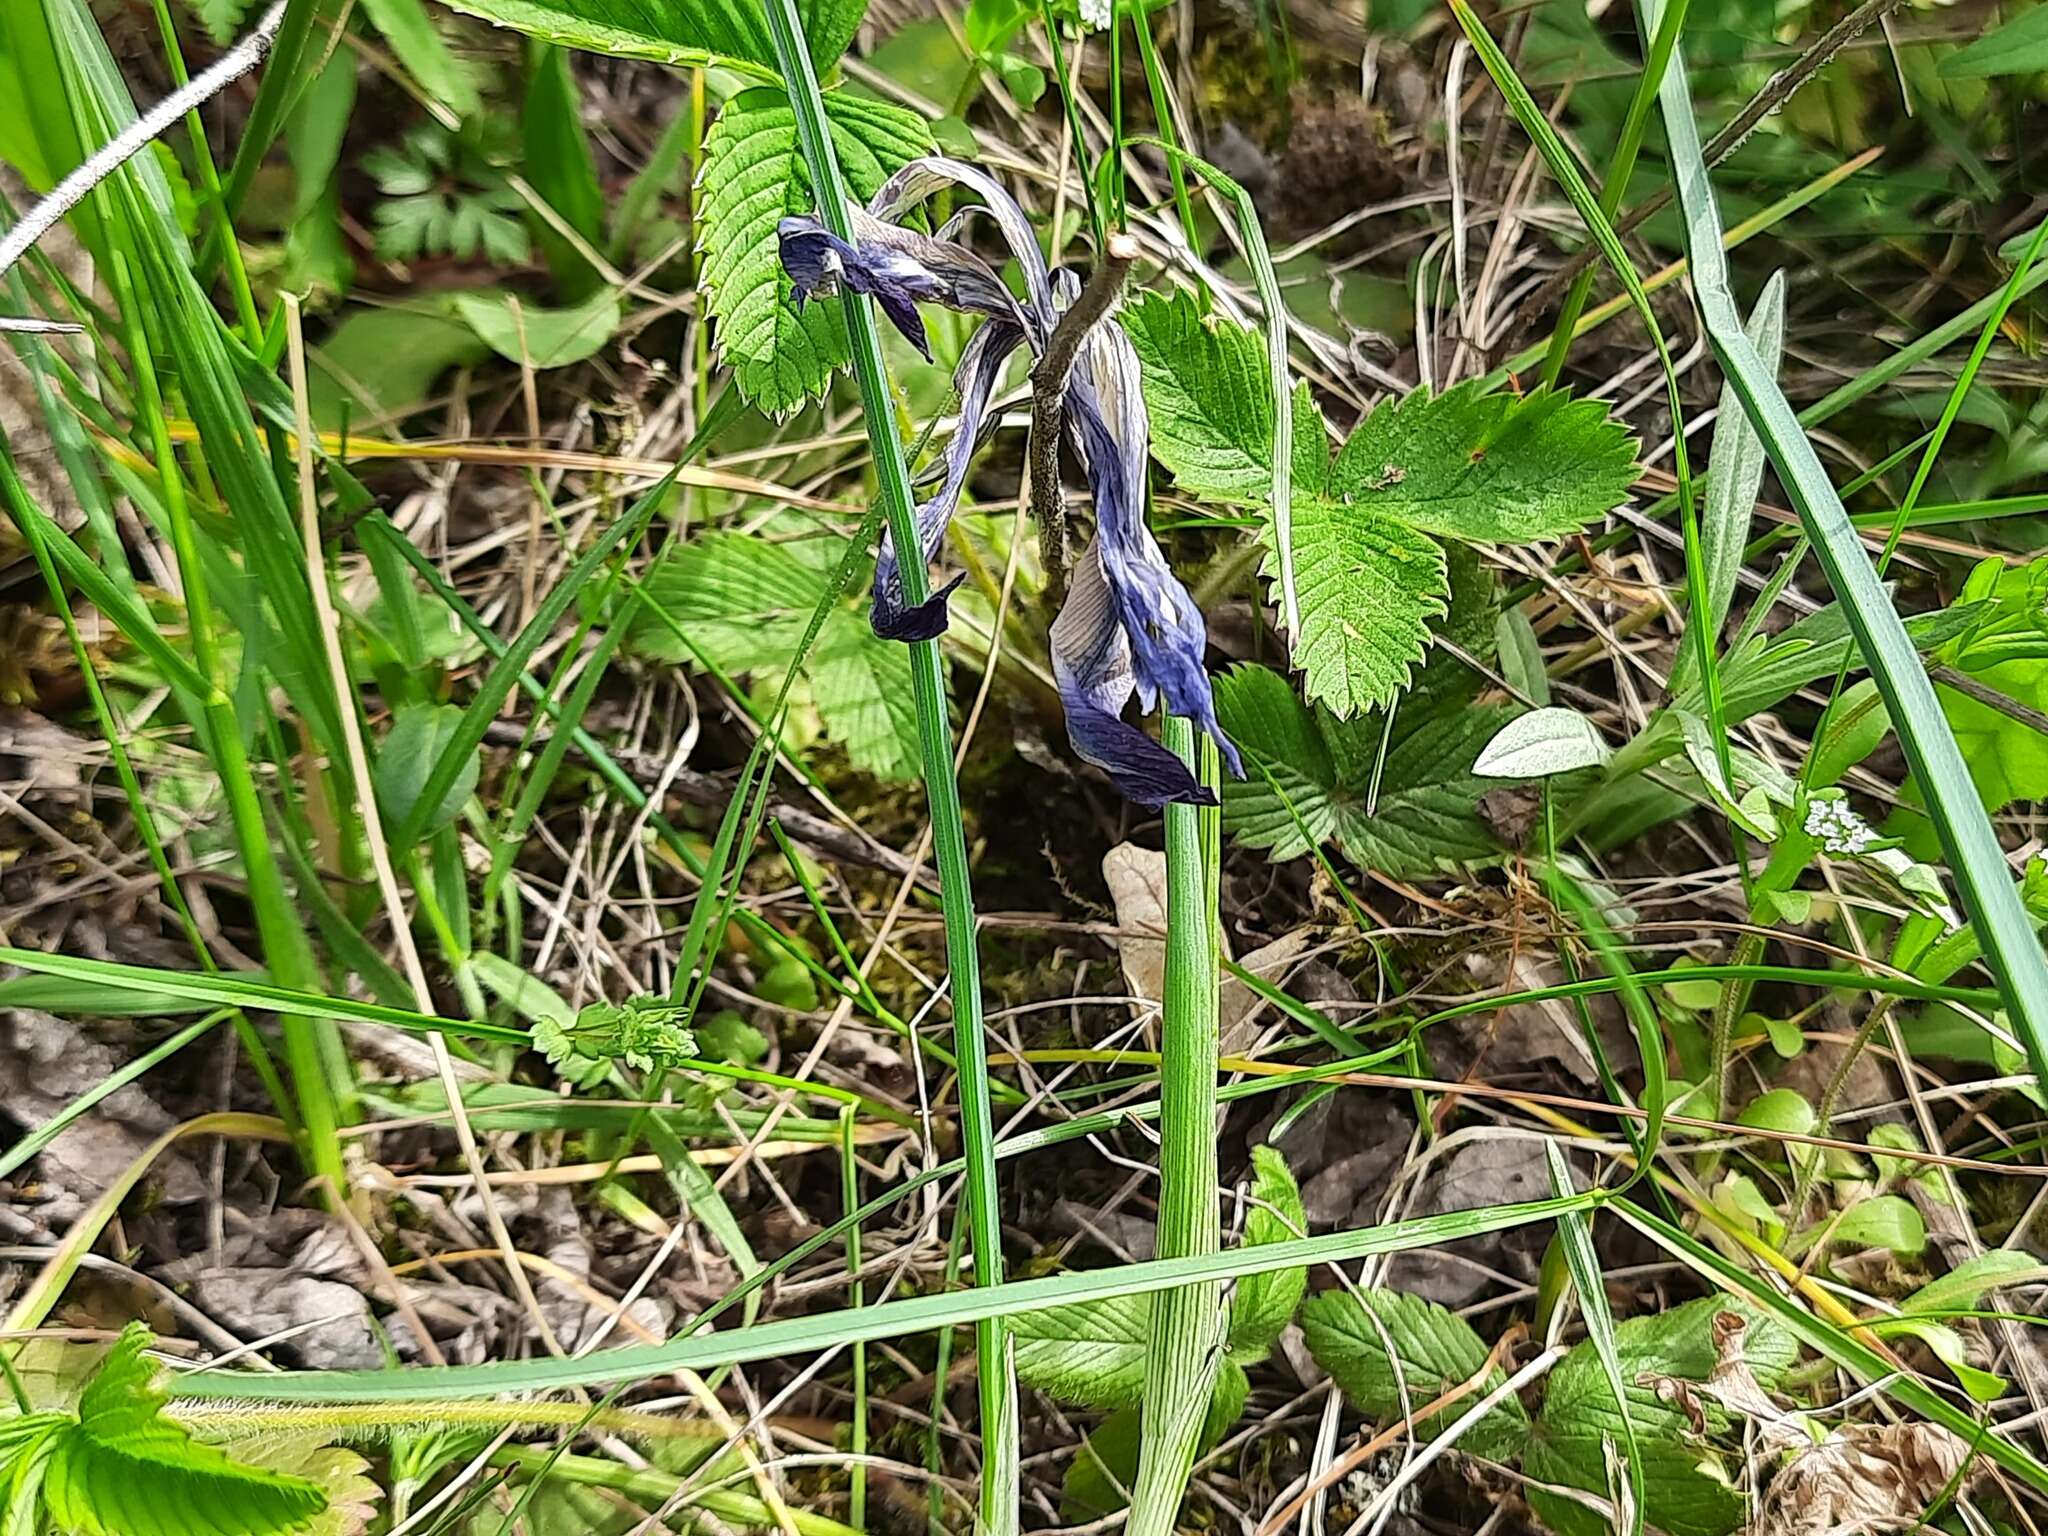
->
(1646, 0, 2048, 1076)
(755, 4, 1018, 1527)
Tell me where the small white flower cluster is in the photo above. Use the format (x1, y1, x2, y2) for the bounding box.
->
(1804, 796, 1877, 857)
(1079, 0, 1113, 30)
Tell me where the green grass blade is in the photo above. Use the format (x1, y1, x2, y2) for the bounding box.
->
(1613, 1196, 2048, 1498)
(755, 4, 1017, 1528)
(390, 475, 674, 849)
(1645, 0, 2048, 1078)
(1669, 270, 1782, 696)
(1447, 0, 1741, 880)
(1128, 137, 1296, 640)
(173, 1191, 1597, 1403)
(1543, 1145, 1644, 1536)
(1540, 0, 1690, 386)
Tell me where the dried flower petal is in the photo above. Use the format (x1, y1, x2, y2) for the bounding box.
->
(776, 154, 1239, 803)
(1051, 549, 1212, 806)
(872, 317, 1027, 639)
(1061, 312, 1242, 780)
(778, 207, 1016, 360)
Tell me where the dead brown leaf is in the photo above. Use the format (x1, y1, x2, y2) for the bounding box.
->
(1756, 1422, 1974, 1536)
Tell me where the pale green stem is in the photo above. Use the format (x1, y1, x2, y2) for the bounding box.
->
(1128, 719, 1225, 1533)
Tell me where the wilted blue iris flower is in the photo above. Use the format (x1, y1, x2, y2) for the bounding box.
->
(779, 159, 1240, 806)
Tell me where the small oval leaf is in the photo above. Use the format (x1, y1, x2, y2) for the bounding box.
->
(1474, 707, 1610, 779)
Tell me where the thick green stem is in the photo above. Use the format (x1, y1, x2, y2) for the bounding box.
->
(1129, 719, 1224, 1533)
(756, 5, 1017, 1530)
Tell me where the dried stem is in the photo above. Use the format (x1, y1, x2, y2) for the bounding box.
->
(1028, 232, 1138, 606)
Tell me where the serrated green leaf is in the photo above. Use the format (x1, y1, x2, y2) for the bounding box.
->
(1119, 290, 1330, 502)
(632, 530, 824, 672)
(1301, 1288, 1528, 1458)
(1274, 496, 1447, 716)
(1208, 665, 1339, 859)
(700, 88, 931, 413)
(1121, 297, 1633, 715)
(1012, 1294, 1152, 1410)
(1524, 1297, 1795, 1536)
(435, 0, 865, 76)
(1228, 1145, 1308, 1358)
(810, 619, 922, 780)
(626, 532, 922, 780)
(42, 1326, 328, 1536)
(1326, 384, 1636, 544)
(220, 1439, 381, 1536)
(1212, 665, 1508, 877)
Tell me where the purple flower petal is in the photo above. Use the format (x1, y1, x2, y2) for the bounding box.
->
(871, 317, 1028, 639)
(778, 208, 1020, 360)
(1062, 315, 1243, 780)
(1050, 545, 1214, 806)
(866, 158, 1056, 342)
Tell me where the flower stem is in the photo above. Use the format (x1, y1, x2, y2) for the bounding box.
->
(1128, 717, 1224, 1534)
(757, 5, 1017, 1531)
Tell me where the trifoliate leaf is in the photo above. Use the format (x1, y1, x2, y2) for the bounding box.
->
(1524, 1297, 1796, 1536)
(1118, 290, 1331, 502)
(700, 89, 931, 414)
(41, 1325, 328, 1536)
(1324, 383, 1636, 543)
(1213, 665, 1510, 876)
(1012, 1294, 1152, 1410)
(627, 531, 924, 780)
(1121, 298, 1634, 716)
(1228, 1145, 1308, 1359)
(436, 0, 865, 76)
(1301, 1289, 1528, 1459)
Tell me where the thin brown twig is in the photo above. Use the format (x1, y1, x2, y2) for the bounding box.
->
(1931, 665, 2048, 739)
(1028, 232, 1139, 607)
(1506, 0, 1909, 359)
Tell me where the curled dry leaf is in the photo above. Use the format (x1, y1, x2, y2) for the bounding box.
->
(1755, 1421, 1974, 1536)
(1645, 1311, 1809, 1454)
